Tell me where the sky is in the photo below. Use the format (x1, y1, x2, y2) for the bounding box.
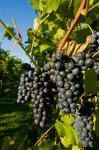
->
(0, 0, 37, 63)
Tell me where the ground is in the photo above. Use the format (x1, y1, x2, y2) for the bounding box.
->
(0, 83, 33, 150)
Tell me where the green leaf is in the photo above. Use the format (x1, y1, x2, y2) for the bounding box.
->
(60, 136, 71, 148)
(89, 0, 96, 6)
(60, 126, 79, 148)
(72, 145, 81, 150)
(55, 120, 66, 137)
(74, 27, 91, 43)
(80, 23, 89, 29)
(41, 23, 48, 32)
(73, 0, 81, 15)
(61, 114, 74, 125)
(84, 68, 98, 94)
(27, 28, 34, 38)
(53, 28, 65, 41)
(28, 0, 40, 11)
(89, 0, 99, 6)
(55, 114, 79, 148)
(40, 44, 50, 52)
(46, 0, 60, 12)
(3, 25, 16, 40)
(29, 0, 62, 15)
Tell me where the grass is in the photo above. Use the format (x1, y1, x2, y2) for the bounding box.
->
(0, 84, 33, 150)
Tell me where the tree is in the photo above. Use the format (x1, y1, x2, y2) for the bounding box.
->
(0, 46, 22, 88)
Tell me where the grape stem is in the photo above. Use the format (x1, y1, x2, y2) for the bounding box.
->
(35, 14, 50, 32)
(11, 17, 22, 43)
(92, 51, 99, 57)
(86, 23, 94, 34)
(89, 2, 99, 12)
(57, 0, 88, 53)
(32, 124, 55, 148)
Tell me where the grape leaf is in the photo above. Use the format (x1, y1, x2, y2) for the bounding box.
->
(28, 0, 40, 11)
(46, 0, 60, 13)
(89, 0, 99, 6)
(3, 25, 16, 40)
(60, 126, 79, 148)
(53, 28, 65, 41)
(55, 114, 79, 148)
(60, 113, 74, 125)
(29, 0, 65, 16)
(83, 68, 98, 94)
(55, 120, 66, 137)
(74, 28, 91, 43)
(72, 145, 81, 150)
(40, 44, 50, 52)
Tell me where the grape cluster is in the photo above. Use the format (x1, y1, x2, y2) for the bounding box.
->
(89, 33, 99, 51)
(74, 98, 94, 148)
(93, 61, 99, 79)
(72, 52, 94, 71)
(31, 69, 54, 128)
(44, 52, 84, 114)
(17, 67, 34, 104)
(17, 52, 96, 134)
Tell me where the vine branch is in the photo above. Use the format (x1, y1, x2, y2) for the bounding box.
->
(35, 14, 50, 32)
(89, 2, 99, 12)
(0, 19, 33, 63)
(11, 17, 22, 43)
(57, 0, 87, 53)
(0, 19, 19, 42)
(92, 51, 99, 57)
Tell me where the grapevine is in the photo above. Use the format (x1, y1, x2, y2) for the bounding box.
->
(0, 0, 99, 149)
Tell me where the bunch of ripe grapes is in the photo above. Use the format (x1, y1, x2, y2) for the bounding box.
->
(74, 97, 94, 148)
(17, 64, 33, 104)
(89, 32, 99, 51)
(17, 32, 99, 148)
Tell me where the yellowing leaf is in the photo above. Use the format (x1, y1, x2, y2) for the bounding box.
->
(72, 145, 81, 150)
(61, 114, 74, 125)
(60, 126, 79, 148)
(55, 118, 79, 148)
(60, 136, 71, 148)
(54, 28, 65, 41)
(55, 120, 66, 137)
